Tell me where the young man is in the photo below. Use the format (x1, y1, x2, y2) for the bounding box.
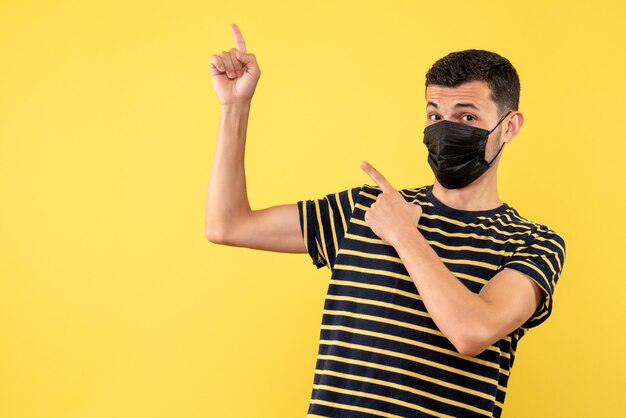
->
(207, 23, 566, 418)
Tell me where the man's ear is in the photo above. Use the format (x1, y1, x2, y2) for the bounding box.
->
(502, 111, 524, 144)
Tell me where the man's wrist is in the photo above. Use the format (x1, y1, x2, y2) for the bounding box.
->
(221, 100, 251, 113)
(391, 227, 424, 251)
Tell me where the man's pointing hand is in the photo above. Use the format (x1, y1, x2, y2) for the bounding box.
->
(209, 23, 261, 105)
(360, 161, 423, 246)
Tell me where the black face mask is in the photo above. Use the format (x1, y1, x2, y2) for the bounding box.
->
(423, 111, 512, 189)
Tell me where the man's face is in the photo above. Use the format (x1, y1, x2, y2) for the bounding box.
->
(425, 80, 506, 161)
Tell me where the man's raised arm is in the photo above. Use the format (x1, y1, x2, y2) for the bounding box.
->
(204, 24, 306, 254)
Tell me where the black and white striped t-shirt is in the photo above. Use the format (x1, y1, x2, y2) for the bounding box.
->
(297, 184, 566, 418)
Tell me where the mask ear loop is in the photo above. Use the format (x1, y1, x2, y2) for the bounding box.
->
(488, 110, 513, 134)
(486, 110, 513, 166)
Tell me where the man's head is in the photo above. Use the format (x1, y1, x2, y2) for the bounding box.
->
(425, 49, 520, 118)
(423, 50, 524, 189)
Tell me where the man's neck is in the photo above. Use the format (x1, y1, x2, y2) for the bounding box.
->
(431, 168, 502, 212)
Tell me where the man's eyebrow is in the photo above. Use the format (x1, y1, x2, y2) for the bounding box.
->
(454, 103, 480, 110)
(425, 102, 481, 110)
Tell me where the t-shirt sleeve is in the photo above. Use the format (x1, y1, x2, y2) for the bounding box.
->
(296, 186, 363, 270)
(503, 227, 567, 329)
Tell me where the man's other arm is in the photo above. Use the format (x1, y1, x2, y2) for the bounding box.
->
(359, 161, 545, 358)
(394, 229, 544, 357)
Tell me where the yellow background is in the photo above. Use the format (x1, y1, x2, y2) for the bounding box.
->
(1, 0, 625, 417)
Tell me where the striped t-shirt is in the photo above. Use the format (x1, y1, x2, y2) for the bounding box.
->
(296, 184, 566, 418)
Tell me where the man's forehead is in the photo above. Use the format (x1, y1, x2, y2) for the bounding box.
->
(426, 81, 494, 108)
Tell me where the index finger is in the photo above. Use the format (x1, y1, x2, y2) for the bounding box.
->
(360, 161, 396, 194)
(230, 23, 247, 53)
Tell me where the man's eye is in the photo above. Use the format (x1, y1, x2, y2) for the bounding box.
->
(428, 114, 441, 121)
(461, 114, 476, 122)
